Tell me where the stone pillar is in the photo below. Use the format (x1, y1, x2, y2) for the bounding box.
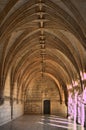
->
(84, 105, 86, 127)
(77, 92, 85, 126)
(68, 92, 74, 120)
(81, 87, 86, 126)
(77, 95, 82, 124)
(81, 102, 85, 126)
(74, 91, 78, 123)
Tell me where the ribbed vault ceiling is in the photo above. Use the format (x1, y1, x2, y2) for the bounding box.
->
(0, 0, 86, 104)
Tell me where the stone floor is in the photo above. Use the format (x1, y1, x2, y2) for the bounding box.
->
(0, 115, 85, 130)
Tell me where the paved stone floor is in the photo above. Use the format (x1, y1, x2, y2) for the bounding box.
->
(0, 115, 85, 130)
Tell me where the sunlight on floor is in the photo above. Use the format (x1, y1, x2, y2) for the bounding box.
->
(37, 115, 85, 130)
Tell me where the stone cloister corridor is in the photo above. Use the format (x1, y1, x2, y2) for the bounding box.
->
(0, 0, 86, 129)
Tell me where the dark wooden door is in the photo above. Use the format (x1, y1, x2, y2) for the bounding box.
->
(44, 100, 50, 114)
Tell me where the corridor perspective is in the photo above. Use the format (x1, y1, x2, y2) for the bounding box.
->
(0, 0, 86, 129)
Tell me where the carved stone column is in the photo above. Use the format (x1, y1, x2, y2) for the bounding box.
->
(77, 95, 82, 124)
(74, 90, 78, 123)
(84, 105, 86, 127)
(82, 87, 86, 126)
(68, 92, 74, 120)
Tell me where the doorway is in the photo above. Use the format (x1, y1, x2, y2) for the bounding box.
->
(44, 100, 50, 114)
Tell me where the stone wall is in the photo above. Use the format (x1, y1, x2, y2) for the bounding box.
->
(0, 100, 24, 126)
(0, 101, 11, 126)
(25, 100, 42, 114)
(0, 70, 24, 126)
(13, 102, 24, 119)
(51, 100, 67, 117)
(25, 99, 67, 117)
(24, 78, 67, 117)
